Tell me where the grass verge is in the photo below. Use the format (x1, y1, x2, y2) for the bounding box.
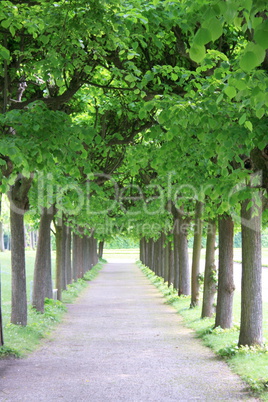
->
(0, 261, 104, 358)
(137, 261, 268, 401)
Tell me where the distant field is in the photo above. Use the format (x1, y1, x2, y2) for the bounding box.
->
(103, 248, 139, 263)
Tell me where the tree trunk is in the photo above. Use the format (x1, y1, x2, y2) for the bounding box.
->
(178, 216, 190, 296)
(76, 233, 84, 278)
(239, 195, 263, 346)
(61, 221, 67, 291)
(190, 201, 204, 307)
(55, 221, 63, 301)
(98, 240, 104, 259)
(173, 231, 180, 291)
(72, 232, 78, 282)
(10, 208, 28, 325)
(65, 226, 72, 285)
(82, 235, 90, 274)
(140, 238, 145, 264)
(8, 176, 32, 326)
(215, 214, 235, 329)
(155, 236, 162, 277)
(0, 195, 5, 252)
(164, 238, 170, 283)
(0, 223, 4, 252)
(201, 220, 217, 318)
(168, 238, 174, 287)
(32, 207, 53, 313)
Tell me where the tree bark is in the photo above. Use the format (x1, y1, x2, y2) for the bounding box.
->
(32, 207, 53, 313)
(55, 221, 63, 301)
(140, 238, 145, 264)
(190, 201, 204, 307)
(65, 226, 72, 285)
(173, 231, 180, 291)
(98, 240, 104, 259)
(0, 194, 5, 252)
(178, 216, 190, 296)
(8, 176, 32, 325)
(201, 220, 217, 318)
(239, 195, 263, 346)
(72, 232, 78, 282)
(168, 238, 174, 287)
(76, 233, 84, 278)
(215, 214, 235, 329)
(61, 221, 67, 291)
(82, 235, 90, 274)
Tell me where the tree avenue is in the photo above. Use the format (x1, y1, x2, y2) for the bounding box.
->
(0, 0, 267, 349)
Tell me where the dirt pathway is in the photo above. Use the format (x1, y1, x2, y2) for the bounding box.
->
(0, 263, 257, 401)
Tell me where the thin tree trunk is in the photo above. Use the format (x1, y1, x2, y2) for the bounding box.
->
(190, 201, 204, 307)
(178, 216, 190, 296)
(160, 233, 165, 278)
(0, 223, 4, 252)
(215, 214, 235, 329)
(155, 236, 161, 277)
(76, 233, 84, 278)
(168, 238, 174, 287)
(239, 195, 263, 346)
(140, 237, 145, 264)
(32, 207, 53, 313)
(55, 221, 63, 301)
(98, 240, 104, 259)
(0, 194, 5, 252)
(61, 220, 67, 291)
(173, 231, 180, 291)
(66, 226, 72, 285)
(164, 238, 170, 283)
(82, 235, 90, 274)
(202, 220, 217, 318)
(72, 232, 78, 282)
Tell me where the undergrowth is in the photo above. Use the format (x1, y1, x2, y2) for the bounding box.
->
(137, 261, 268, 400)
(0, 261, 104, 358)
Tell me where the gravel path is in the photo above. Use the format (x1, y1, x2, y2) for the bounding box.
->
(0, 263, 258, 401)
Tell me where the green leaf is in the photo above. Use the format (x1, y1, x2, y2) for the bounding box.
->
(125, 74, 136, 82)
(239, 113, 247, 125)
(216, 93, 224, 104)
(203, 17, 223, 42)
(9, 25, 15, 37)
(193, 28, 212, 46)
(254, 20, 268, 49)
(224, 86, 237, 99)
(256, 108, 265, 119)
(239, 44, 266, 71)
(0, 45, 10, 60)
(244, 120, 253, 132)
(138, 109, 147, 119)
(1, 19, 11, 29)
(189, 44, 206, 63)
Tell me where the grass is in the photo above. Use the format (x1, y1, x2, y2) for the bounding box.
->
(137, 262, 268, 401)
(0, 251, 103, 358)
